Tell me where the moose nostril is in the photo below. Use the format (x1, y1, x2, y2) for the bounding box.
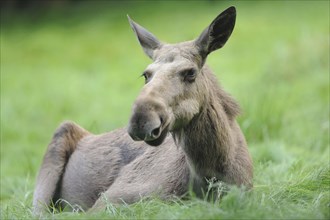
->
(151, 126, 161, 138)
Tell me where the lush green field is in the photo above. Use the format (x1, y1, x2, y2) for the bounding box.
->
(1, 1, 329, 219)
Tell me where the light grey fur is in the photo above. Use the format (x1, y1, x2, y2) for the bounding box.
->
(33, 6, 253, 215)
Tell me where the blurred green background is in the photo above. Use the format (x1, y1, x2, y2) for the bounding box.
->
(1, 0, 329, 219)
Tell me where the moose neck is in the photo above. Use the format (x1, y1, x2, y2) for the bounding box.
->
(172, 67, 239, 181)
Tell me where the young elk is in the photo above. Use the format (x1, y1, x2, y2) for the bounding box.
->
(33, 6, 253, 214)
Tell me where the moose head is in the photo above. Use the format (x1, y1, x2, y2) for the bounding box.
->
(127, 7, 236, 146)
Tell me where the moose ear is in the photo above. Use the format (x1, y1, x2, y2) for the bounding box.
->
(128, 15, 161, 59)
(195, 6, 236, 58)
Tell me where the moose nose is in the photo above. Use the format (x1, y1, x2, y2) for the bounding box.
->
(128, 124, 161, 141)
(127, 112, 162, 142)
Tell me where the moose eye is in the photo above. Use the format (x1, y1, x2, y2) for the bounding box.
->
(182, 68, 197, 82)
(142, 71, 152, 83)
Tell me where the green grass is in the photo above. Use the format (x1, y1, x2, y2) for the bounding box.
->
(1, 1, 329, 219)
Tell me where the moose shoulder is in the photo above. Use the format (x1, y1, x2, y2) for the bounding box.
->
(33, 6, 253, 214)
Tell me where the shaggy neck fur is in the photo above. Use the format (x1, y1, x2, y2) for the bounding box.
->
(173, 67, 241, 185)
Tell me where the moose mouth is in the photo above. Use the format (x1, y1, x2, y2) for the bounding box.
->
(128, 122, 170, 147)
(144, 125, 169, 146)
(127, 101, 172, 147)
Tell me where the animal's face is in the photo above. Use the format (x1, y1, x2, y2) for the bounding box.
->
(127, 7, 236, 146)
(129, 43, 205, 146)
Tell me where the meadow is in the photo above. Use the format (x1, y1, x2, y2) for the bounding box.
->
(1, 1, 329, 219)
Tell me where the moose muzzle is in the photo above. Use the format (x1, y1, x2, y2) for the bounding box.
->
(127, 97, 170, 146)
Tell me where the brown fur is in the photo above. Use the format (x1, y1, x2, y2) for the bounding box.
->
(33, 6, 253, 215)
(33, 121, 90, 213)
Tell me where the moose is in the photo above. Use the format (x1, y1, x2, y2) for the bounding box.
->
(33, 6, 253, 214)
